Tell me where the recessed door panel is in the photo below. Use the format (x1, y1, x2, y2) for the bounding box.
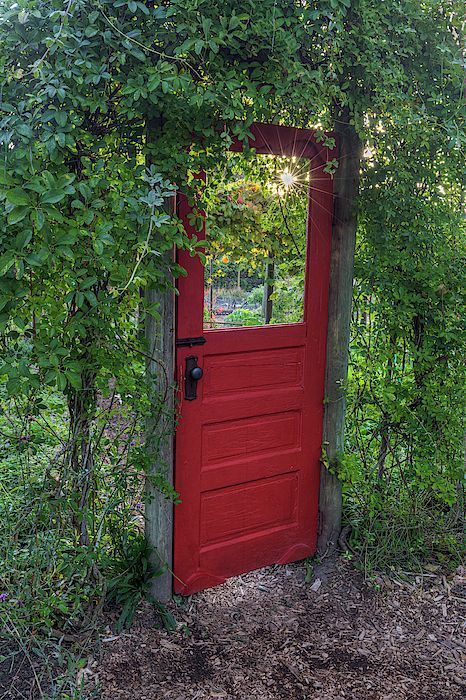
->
(202, 410, 301, 465)
(200, 473, 299, 547)
(174, 123, 335, 595)
(203, 346, 304, 397)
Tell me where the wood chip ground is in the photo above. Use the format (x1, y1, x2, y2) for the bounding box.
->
(98, 558, 466, 699)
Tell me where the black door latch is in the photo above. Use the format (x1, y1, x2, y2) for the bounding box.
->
(185, 355, 203, 400)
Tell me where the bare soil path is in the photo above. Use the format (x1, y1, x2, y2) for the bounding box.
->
(99, 558, 465, 700)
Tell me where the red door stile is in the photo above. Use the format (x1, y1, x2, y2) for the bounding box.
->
(174, 124, 335, 595)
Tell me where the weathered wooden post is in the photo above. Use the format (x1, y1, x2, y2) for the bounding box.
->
(318, 109, 362, 554)
(144, 279, 175, 602)
(144, 247, 175, 602)
(144, 121, 176, 602)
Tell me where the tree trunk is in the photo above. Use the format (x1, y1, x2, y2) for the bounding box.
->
(263, 258, 274, 324)
(318, 109, 363, 554)
(66, 368, 97, 549)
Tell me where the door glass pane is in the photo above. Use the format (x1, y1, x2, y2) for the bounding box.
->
(203, 152, 310, 330)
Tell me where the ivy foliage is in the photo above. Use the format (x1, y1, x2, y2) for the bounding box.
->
(344, 114, 465, 571)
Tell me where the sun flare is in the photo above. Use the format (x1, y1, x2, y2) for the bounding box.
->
(280, 169, 296, 188)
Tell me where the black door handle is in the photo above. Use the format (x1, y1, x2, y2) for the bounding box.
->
(190, 366, 203, 381)
(185, 356, 203, 400)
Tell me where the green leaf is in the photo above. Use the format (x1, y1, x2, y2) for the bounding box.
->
(57, 231, 78, 246)
(16, 124, 33, 138)
(41, 171, 55, 188)
(80, 276, 98, 289)
(7, 207, 29, 225)
(6, 377, 21, 395)
(0, 253, 15, 275)
(34, 209, 45, 230)
(15, 229, 32, 249)
(65, 370, 82, 389)
(41, 189, 66, 204)
(77, 182, 92, 200)
(6, 188, 30, 206)
(147, 74, 161, 91)
(84, 25, 99, 37)
(57, 373, 67, 391)
(26, 249, 48, 266)
(84, 290, 98, 306)
(55, 112, 67, 127)
(93, 239, 104, 255)
(229, 15, 241, 30)
(57, 246, 74, 259)
(0, 171, 14, 185)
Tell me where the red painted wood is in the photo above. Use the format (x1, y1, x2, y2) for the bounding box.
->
(174, 123, 335, 595)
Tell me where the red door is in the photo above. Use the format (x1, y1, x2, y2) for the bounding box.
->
(174, 124, 335, 595)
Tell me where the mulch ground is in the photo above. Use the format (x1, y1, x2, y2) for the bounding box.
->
(98, 557, 466, 700)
